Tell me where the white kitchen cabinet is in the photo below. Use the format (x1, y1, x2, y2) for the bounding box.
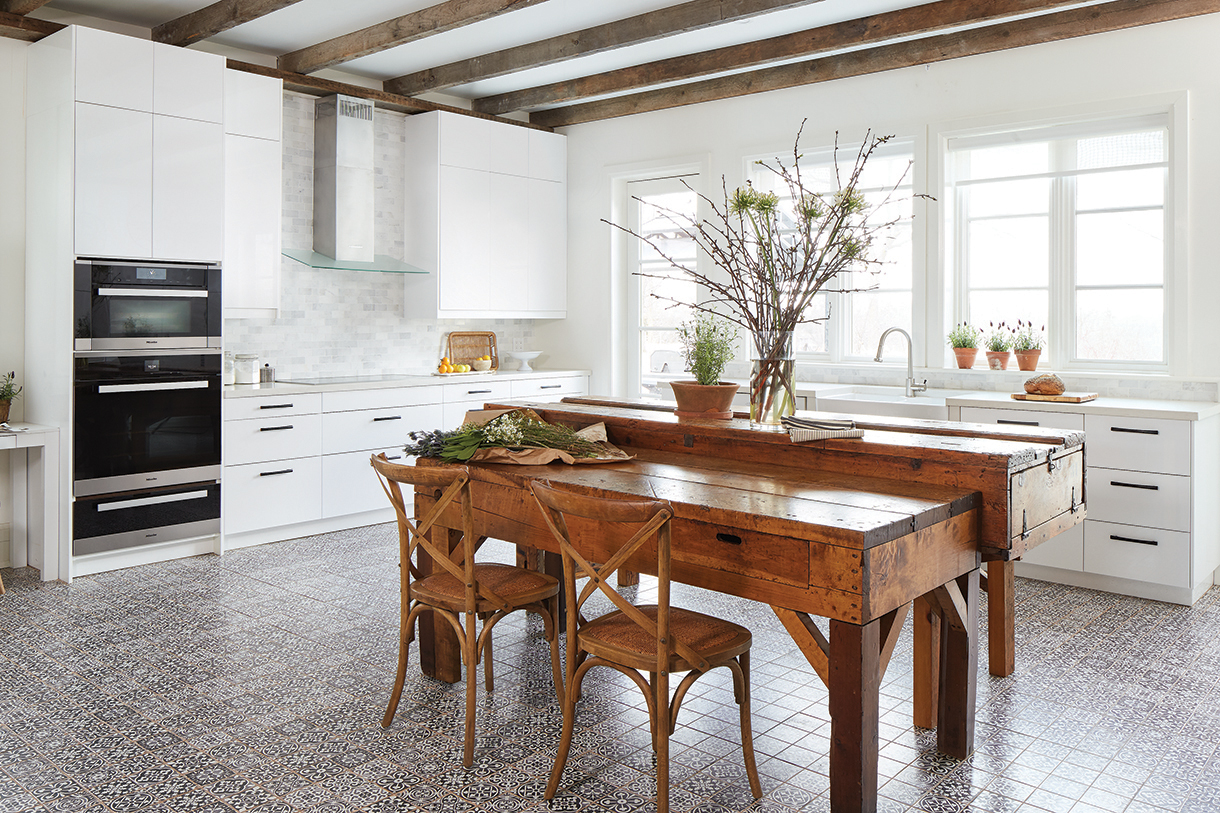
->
(153, 44, 223, 123)
(442, 379, 515, 429)
(509, 374, 587, 402)
(74, 102, 153, 258)
(404, 110, 567, 319)
(153, 115, 224, 261)
(224, 69, 282, 140)
(73, 26, 153, 112)
(224, 457, 323, 535)
(224, 134, 282, 315)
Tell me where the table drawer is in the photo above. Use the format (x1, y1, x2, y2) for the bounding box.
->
(223, 456, 322, 534)
(959, 406, 1083, 432)
(224, 392, 321, 421)
(323, 385, 442, 412)
(1084, 519, 1190, 588)
(321, 403, 443, 455)
(322, 447, 404, 518)
(510, 375, 587, 400)
(1085, 414, 1190, 475)
(1021, 521, 1083, 571)
(1088, 467, 1190, 532)
(223, 413, 322, 466)
(442, 380, 514, 403)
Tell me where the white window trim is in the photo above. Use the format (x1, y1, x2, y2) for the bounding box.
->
(929, 92, 1188, 375)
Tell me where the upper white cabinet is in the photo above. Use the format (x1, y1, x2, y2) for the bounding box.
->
(153, 44, 223, 123)
(74, 102, 153, 258)
(153, 115, 224, 260)
(223, 69, 283, 317)
(74, 27, 153, 112)
(404, 111, 567, 319)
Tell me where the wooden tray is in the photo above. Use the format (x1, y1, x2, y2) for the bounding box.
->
(1011, 392, 1097, 403)
(445, 331, 498, 370)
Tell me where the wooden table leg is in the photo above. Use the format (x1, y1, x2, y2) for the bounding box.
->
(829, 618, 880, 813)
(417, 524, 463, 683)
(938, 569, 979, 759)
(912, 594, 940, 729)
(986, 560, 1015, 677)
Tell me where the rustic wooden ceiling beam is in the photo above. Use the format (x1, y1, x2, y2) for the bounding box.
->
(226, 59, 552, 131)
(385, 0, 829, 96)
(0, 0, 53, 14)
(531, 0, 1220, 128)
(153, 1, 306, 47)
(279, 0, 554, 75)
(0, 9, 61, 41)
(474, 0, 1089, 115)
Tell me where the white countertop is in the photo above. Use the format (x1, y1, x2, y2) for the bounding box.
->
(943, 390, 1220, 421)
(223, 369, 591, 398)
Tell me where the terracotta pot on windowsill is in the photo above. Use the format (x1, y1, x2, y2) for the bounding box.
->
(669, 381, 739, 420)
(1014, 350, 1041, 372)
(985, 351, 1010, 370)
(952, 347, 978, 369)
(0, 400, 10, 424)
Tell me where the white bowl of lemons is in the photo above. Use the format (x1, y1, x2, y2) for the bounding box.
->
(472, 357, 493, 371)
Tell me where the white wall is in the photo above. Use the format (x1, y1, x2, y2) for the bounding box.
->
(539, 14, 1220, 397)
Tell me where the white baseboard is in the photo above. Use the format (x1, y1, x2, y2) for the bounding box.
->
(1014, 562, 1200, 606)
(222, 508, 394, 551)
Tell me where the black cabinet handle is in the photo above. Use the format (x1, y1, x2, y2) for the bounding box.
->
(998, 419, 1039, 426)
(1110, 534, 1158, 546)
(259, 403, 293, 410)
(260, 425, 293, 432)
(540, 384, 562, 389)
(385, 455, 403, 461)
(467, 389, 492, 395)
(259, 469, 293, 477)
(1110, 480, 1159, 491)
(1111, 426, 1159, 435)
(373, 415, 402, 422)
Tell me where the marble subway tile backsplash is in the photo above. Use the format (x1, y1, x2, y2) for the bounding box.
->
(224, 92, 533, 379)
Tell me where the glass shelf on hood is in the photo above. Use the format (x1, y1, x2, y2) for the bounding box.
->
(282, 249, 427, 274)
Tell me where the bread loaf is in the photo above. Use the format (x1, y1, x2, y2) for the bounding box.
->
(1024, 374, 1065, 395)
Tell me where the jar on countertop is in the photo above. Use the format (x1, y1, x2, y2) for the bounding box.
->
(234, 354, 258, 385)
(223, 352, 235, 386)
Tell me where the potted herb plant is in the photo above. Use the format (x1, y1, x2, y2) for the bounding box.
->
(983, 323, 1012, 370)
(947, 323, 981, 369)
(670, 314, 740, 419)
(0, 371, 21, 424)
(1011, 320, 1045, 371)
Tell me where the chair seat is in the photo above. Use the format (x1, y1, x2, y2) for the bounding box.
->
(580, 605, 752, 672)
(414, 563, 560, 612)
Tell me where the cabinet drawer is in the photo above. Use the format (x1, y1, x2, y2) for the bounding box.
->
(321, 403, 444, 455)
(510, 376, 587, 400)
(1021, 521, 1083, 571)
(223, 456, 321, 535)
(223, 413, 321, 466)
(1084, 519, 1190, 588)
(323, 386, 442, 413)
(442, 380, 514, 403)
(224, 392, 321, 421)
(1085, 414, 1190, 475)
(322, 448, 405, 518)
(959, 406, 1083, 431)
(1088, 468, 1190, 532)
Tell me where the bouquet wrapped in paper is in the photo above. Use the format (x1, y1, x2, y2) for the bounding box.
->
(404, 408, 631, 465)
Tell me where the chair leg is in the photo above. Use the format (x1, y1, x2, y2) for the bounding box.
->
(736, 652, 763, 799)
(546, 659, 589, 800)
(546, 596, 564, 707)
(655, 671, 671, 813)
(382, 607, 418, 728)
(483, 621, 494, 693)
(463, 612, 478, 768)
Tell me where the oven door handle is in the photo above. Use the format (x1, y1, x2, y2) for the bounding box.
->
(96, 287, 210, 299)
(95, 489, 211, 513)
(98, 381, 212, 394)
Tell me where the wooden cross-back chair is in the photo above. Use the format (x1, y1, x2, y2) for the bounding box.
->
(371, 453, 563, 767)
(530, 480, 762, 813)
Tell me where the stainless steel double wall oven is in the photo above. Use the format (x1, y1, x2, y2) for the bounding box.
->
(73, 259, 223, 556)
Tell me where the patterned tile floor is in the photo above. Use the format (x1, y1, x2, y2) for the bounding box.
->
(3, 525, 1220, 813)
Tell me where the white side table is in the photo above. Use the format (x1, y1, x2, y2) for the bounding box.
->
(1, 423, 63, 583)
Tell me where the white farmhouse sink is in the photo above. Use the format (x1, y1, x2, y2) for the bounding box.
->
(815, 386, 959, 420)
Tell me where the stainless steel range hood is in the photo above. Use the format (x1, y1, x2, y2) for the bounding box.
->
(283, 94, 425, 274)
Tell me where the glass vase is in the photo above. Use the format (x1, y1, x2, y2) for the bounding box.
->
(749, 330, 796, 431)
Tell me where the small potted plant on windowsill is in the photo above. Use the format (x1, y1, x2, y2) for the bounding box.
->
(1011, 320, 1045, 372)
(670, 314, 740, 419)
(0, 371, 21, 424)
(984, 323, 1012, 370)
(947, 323, 981, 369)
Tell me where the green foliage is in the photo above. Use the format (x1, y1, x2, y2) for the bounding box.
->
(676, 315, 737, 386)
(946, 323, 981, 349)
(0, 371, 21, 402)
(984, 323, 1012, 353)
(403, 410, 602, 461)
(1011, 320, 1045, 352)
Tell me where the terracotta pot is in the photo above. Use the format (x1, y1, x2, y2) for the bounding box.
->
(1014, 350, 1041, 372)
(669, 381, 739, 420)
(985, 351, 1010, 371)
(952, 347, 978, 369)
(0, 400, 9, 424)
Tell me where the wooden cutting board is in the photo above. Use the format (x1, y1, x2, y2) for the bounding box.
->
(1011, 392, 1098, 403)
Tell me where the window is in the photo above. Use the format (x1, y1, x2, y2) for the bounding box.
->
(747, 139, 916, 360)
(625, 176, 699, 399)
(946, 114, 1169, 368)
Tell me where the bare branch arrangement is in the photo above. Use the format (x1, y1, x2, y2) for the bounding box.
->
(607, 122, 914, 424)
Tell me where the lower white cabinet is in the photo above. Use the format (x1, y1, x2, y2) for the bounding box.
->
(224, 457, 322, 535)
(510, 374, 586, 402)
(442, 380, 514, 429)
(322, 448, 405, 517)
